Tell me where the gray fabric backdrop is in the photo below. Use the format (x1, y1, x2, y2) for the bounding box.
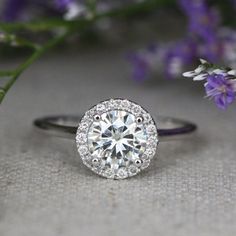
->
(0, 46, 236, 236)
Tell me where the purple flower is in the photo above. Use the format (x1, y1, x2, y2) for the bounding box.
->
(164, 39, 196, 79)
(128, 0, 226, 82)
(179, 0, 220, 40)
(55, 0, 73, 10)
(2, 0, 27, 21)
(1, 0, 75, 21)
(232, 0, 236, 8)
(204, 73, 236, 109)
(178, 0, 222, 62)
(127, 53, 150, 82)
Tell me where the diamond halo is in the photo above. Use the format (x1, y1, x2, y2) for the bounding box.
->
(76, 99, 159, 179)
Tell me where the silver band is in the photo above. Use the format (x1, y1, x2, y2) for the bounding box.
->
(33, 115, 197, 141)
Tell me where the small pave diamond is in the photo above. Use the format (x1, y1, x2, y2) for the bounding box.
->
(143, 113, 152, 123)
(147, 136, 158, 148)
(76, 99, 158, 179)
(132, 105, 142, 115)
(147, 124, 157, 134)
(141, 154, 149, 161)
(145, 149, 155, 158)
(78, 146, 88, 155)
(103, 168, 115, 178)
(117, 168, 128, 179)
(96, 104, 106, 113)
(128, 165, 139, 176)
(121, 99, 130, 108)
(141, 159, 150, 169)
(76, 133, 87, 143)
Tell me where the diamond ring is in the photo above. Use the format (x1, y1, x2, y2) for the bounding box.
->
(34, 98, 197, 179)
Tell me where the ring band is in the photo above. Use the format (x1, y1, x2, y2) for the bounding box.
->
(33, 98, 197, 179)
(34, 115, 197, 141)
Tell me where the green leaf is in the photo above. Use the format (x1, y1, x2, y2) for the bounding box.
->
(0, 88, 6, 103)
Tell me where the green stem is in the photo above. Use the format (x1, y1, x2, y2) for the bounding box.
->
(0, 13, 96, 104)
(0, 30, 70, 103)
(0, 0, 176, 103)
(0, 71, 15, 77)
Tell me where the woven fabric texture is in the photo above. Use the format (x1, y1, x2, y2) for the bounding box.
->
(0, 48, 236, 236)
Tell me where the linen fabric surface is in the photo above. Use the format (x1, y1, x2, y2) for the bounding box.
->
(0, 47, 236, 236)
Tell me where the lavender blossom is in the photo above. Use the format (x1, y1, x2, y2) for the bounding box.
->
(2, 0, 27, 21)
(55, 0, 73, 10)
(183, 59, 236, 109)
(1, 0, 83, 21)
(128, 0, 236, 82)
(183, 59, 235, 80)
(178, 0, 222, 62)
(179, 0, 220, 39)
(127, 53, 150, 82)
(164, 39, 196, 79)
(204, 73, 236, 109)
(183, 58, 212, 81)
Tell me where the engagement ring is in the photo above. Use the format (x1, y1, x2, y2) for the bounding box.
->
(34, 98, 197, 179)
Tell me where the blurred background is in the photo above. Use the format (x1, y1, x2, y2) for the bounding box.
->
(0, 1, 236, 236)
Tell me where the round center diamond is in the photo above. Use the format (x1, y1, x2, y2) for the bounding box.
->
(87, 110, 147, 173)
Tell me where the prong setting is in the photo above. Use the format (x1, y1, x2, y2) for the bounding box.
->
(91, 157, 100, 167)
(134, 159, 142, 167)
(94, 114, 101, 121)
(136, 116, 143, 124)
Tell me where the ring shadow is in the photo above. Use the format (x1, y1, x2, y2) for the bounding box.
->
(137, 131, 208, 179)
(25, 127, 93, 177)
